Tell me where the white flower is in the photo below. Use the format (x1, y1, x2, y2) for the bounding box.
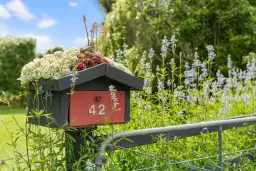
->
(104, 57, 132, 75)
(19, 48, 80, 85)
(20, 48, 132, 85)
(109, 85, 119, 109)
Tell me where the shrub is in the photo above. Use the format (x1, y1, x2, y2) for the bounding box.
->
(0, 36, 36, 94)
(100, 0, 256, 76)
(45, 46, 64, 54)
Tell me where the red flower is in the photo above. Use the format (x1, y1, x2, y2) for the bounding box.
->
(85, 58, 95, 68)
(75, 63, 86, 71)
(75, 52, 111, 70)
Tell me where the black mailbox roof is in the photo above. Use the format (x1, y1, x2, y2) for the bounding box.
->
(43, 64, 144, 91)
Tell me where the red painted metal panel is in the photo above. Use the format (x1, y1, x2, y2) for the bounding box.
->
(69, 91, 125, 127)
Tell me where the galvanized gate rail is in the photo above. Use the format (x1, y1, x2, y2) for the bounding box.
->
(95, 115, 256, 170)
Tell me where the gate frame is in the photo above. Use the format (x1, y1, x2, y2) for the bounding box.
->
(95, 115, 256, 171)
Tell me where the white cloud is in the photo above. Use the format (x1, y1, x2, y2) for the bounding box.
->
(74, 37, 84, 47)
(74, 37, 96, 48)
(6, 0, 35, 21)
(0, 5, 11, 19)
(23, 34, 54, 53)
(35, 36, 54, 53)
(37, 18, 56, 28)
(0, 25, 9, 36)
(68, 1, 77, 7)
(74, 37, 90, 48)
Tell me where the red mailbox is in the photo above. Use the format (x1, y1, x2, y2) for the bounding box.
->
(27, 64, 143, 128)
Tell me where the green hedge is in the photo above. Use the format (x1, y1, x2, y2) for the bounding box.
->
(0, 36, 36, 94)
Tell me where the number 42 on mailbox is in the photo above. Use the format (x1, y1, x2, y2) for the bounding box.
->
(88, 104, 105, 116)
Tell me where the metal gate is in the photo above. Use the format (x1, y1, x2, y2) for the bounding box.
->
(95, 114, 256, 171)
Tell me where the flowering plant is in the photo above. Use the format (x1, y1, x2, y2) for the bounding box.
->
(19, 48, 132, 86)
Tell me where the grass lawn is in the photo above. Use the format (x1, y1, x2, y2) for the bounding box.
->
(0, 107, 26, 170)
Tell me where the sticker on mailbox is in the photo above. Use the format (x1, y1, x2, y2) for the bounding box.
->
(69, 91, 125, 127)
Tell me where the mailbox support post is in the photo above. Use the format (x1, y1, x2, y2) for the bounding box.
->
(65, 128, 97, 171)
(65, 129, 84, 171)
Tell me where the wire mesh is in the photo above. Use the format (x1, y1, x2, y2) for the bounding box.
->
(96, 117, 256, 171)
(108, 145, 256, 171)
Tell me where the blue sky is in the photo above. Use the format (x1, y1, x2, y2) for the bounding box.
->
(0, 0, 105, 53)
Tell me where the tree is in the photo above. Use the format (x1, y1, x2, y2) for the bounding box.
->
(98, 0, 116, 13)
(0, 36, 36, 94)
(100, 0, 256, 76)
(46, 46, 64, 55)
(36, 52, 44, 58)
(242, 52, 256, 64)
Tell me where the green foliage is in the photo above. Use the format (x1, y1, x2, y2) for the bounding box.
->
(0, 36, 36, 94)
(3, 42, 256, 170)
(95, 43, 256, 170)
(101, 0, 256, 75)
(45, 46, 64, 55)
(97, 0, 116, 13)
(0, 90, 67, 171)
(0, 108, 26, 169)
(0, 94, 27, 107)
(243, 52, 256, 64)
(36, 53, 44, 59)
